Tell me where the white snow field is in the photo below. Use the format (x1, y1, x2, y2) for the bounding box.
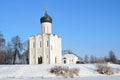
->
(0, 64, 120, 80)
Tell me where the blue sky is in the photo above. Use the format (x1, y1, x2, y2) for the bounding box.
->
(0, 0, 120, 58)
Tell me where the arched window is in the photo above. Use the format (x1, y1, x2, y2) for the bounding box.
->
(33, 40, 35, 48)
(40, 41, 42, 47)
(47, 41, 48, 47)
(55, 57, 57, 63)
(44, 27, 45, 33)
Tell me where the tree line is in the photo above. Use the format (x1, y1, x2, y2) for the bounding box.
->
(63, 50, 120, 64)
(84, 50, 119, 64)
(0, 32, 29, 64)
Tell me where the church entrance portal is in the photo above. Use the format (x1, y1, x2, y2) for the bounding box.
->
(38, 57, 42, 64)
(64, 60, 66, 64)
(63, 58, 67, 64)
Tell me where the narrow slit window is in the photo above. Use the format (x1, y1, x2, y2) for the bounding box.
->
(33, 41, 35, 48)
(40, 41, 42, 47)
(47, 41, 48, 47)
(44, 27, 45, 33)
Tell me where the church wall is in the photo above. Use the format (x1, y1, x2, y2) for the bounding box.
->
(29, 34, 62, 64)
(44, 34, 49, 64)
(34, 34, 50, 64)
(29, 36, 36, 64)
(35, 35, 42, 64)
(49, 34, 62, 64)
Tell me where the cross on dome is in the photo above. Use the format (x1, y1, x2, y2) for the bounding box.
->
(40, 6, 52, 23)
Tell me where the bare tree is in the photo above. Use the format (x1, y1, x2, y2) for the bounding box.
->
(62, 50, 75, 55)
(90, 55, 94, 63)
(0, 51, 5, 64)
(21, 40, 29, 64)
(84, 54, 89, 63)
(104, 56, 109, 62)
(97, 57, 106, 64)
(108, 51, 117, 63)
(11, 35, 23, 64)
(0, 32, 5, 51)
(5, 42, 14, 64)
(0, 32, 5, 64)
(90, 55, 97, 63)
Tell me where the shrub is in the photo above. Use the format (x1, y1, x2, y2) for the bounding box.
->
(96, 58, 107, 64)
(76, 61, 85, 64)
(50, 66, 79, 78)
(96, 63, 114, 75)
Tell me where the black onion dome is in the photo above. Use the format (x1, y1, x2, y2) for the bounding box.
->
(40, 12, 52, 23)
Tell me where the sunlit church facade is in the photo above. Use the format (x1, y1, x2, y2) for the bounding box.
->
(29, 11, 62, 64)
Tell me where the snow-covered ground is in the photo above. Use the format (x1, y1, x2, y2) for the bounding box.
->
(0, 64, 120, 80)
(0, 76, 120, 80)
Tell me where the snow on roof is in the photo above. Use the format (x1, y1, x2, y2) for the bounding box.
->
(63, 53, 78, 59)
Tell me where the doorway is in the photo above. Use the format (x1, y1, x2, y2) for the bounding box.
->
(64, 60, 66, 64)
(38, 56, 42, 64)
(63, 58, 67, 64)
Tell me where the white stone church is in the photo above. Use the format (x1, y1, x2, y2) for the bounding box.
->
(29, 11, 62, 64)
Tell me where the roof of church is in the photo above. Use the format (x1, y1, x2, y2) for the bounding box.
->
(40, 11, 52, 23)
